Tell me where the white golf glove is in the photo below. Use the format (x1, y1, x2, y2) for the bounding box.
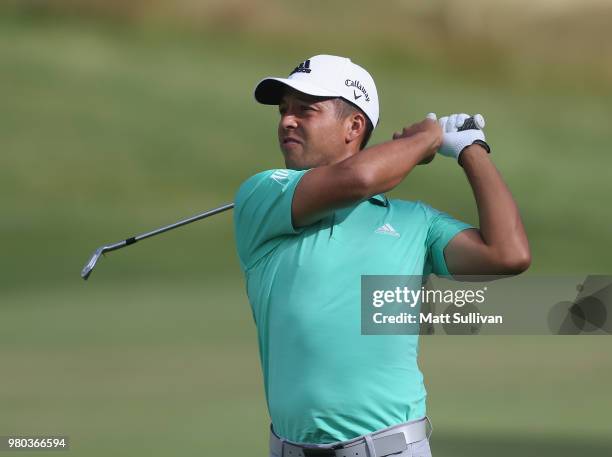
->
(428, 113, 488, 161)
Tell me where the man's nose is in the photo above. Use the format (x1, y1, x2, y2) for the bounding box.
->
(280, 113, 298, 130)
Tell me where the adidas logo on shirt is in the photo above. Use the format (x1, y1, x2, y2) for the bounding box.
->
(375, 223, 400, 237)
(270, 169, 290, 185)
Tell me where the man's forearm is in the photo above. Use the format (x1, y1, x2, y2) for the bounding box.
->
(460, 145, 531, 269)
(340, 131, 437, 197)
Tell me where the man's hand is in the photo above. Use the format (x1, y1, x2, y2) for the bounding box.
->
(437, 113, 486, 161)
(392, 114, 443, 164)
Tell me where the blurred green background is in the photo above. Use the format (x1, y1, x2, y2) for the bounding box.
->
(1, 1, 611, 456)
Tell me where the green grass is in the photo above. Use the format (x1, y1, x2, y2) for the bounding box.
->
(1, 281, 269, 456)
(2, 282, 611, 456)
(1, 14, 611, 456)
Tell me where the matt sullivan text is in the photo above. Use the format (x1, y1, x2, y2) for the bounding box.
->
(372, 312, 503, 324)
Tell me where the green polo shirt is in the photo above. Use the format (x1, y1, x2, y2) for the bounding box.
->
(233, 168, 472, 444)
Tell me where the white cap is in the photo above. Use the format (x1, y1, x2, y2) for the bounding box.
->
(254, 54, 379, 128)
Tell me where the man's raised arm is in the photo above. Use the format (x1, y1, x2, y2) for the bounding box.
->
(292, 117, 441, 227)
(436, 114, 531, 276)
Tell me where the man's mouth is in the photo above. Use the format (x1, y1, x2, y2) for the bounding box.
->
(282, 137, 302, 146)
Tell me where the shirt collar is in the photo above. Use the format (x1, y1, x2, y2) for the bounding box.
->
(368, 194, 388, 207)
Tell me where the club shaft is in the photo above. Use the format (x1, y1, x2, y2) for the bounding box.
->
(81, 202, 235, 279)
(100, 202, 235, 256)
(127, 202, 234, 246)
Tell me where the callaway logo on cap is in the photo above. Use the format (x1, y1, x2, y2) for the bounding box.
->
(254, 54, 380, 128)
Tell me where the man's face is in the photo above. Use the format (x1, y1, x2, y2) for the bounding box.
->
(277, 89, 349, 170)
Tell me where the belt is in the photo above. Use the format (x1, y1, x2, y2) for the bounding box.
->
(269, 417, 430, 457)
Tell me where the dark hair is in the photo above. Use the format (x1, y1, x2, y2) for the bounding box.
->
(331, 98, 374, 150)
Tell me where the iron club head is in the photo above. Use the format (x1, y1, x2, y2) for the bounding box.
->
(81, 247, 105, 280)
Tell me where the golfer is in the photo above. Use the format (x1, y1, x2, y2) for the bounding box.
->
(233, 55, 530, 457)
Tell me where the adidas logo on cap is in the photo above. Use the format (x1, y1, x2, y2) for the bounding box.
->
(290, 59, 312, 75)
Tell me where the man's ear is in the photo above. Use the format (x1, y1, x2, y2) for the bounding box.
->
(345, 112, 366, 145)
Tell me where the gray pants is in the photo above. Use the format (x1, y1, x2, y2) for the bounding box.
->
(269, 417, 433, 457)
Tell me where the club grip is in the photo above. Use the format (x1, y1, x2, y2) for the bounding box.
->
(458, 114, 485, 131)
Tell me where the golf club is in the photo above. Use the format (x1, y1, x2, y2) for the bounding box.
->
(80, 117, 483, 281)
(80, 202, 234, 280)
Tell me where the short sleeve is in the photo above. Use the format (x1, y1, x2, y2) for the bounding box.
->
(421, 202, 473, 277)
(233, 169, 309, 270)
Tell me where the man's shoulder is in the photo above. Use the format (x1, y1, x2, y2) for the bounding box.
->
(386, 199, 451, 229)
(233, 169, 308, 269)
(387, 198, 429, 215)
(235, 169, 312, 217)
(235, 169, 284, 206)
(237, 169, 278, 192)
(236, 169, 307, 200)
